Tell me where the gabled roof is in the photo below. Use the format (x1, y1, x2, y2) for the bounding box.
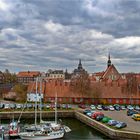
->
(101, 64, 121, 80)
(17, 71, 40, 77)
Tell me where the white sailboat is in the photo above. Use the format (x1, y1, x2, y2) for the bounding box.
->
(19, 77, 66, 140)
(39, 78, 71, 133)
(8, 120, 20, 138)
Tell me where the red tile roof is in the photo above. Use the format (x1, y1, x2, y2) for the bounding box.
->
(94, 72, 105, 77)
(17, 71, 40, 77)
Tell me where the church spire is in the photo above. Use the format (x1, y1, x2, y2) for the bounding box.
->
(78, 59, 83, 70)
(107, 53, 111, 68)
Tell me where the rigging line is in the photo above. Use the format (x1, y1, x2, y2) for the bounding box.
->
(17, 81, 35, 123)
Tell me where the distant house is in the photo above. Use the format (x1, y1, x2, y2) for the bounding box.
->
(17, 71, 41, 84)
(46, 69, 65, 79)
(0, 71, 5, 84)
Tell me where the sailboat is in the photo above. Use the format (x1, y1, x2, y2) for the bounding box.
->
(8, 120, 20, 138)
(19, 77, 66, 140)
(39, 78, 71, 133)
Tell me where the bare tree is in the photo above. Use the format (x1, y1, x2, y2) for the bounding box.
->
(12, 83, 28, 102)
(70, 73, 91, 96)
(126, 73, 137, 93)
(125, 73, 138, 104)
(70, 73, 101, 99)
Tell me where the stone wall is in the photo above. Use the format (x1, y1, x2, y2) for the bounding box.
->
(75, 111, 140, 140)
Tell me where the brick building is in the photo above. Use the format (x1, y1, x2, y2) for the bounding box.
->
(17, 71, 40, 84)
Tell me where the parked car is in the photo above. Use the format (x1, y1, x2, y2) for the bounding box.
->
(61, 104, 67, 109)
(83, 109, 91, 115)
(101, 116, 112, 123)
(127, 105, 134, 110)
(132, 114, 140, 121)
(23, 104, 27, 109)
(113, 104, 121, 111)
(96, 105, 102, 110)
(120, 105, 126, 110)
(108, 105, 115, 111)
(46, 104, 51, 109)
(115, 122, 127, 129)
(107, 120, 119, 126)
(0, 103, 4, 109)
(38, 104, 44, 110)
(86, 110, 95, 117)
(127, 110, 138, 116)
(26, 103, 33, 109)
(50, 104, 55, 109)
(16, 104, 23, 109)
(91, 112, 104, 119)
(4, 103, 10, 109)
(67, 104, 72, 109)
(95, 114, 104, 121)
(10, 103, 16, 109)
(79, 104, 86, 109)
(102, 105, 108, 111)
(90, 105, 96, 110)
(134, 105, 140, 111)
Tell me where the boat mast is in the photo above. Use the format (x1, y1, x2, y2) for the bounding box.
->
(35, 77, 38, 127)
(55, 91, 57, 124)
(39, 76, 42, 123)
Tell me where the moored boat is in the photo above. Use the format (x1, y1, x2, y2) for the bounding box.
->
(19, 77, 68, 140)
(8, 120, 20, 138)
(20, 129, 64, 140)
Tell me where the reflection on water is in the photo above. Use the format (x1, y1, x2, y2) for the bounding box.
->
(1, 118, 111, 140)
(62, 118, 111, 140)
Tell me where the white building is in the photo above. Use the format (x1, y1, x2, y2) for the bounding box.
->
(27, 93, 43, 102)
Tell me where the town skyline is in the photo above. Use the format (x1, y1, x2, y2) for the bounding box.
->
(0, 0, 140, 73)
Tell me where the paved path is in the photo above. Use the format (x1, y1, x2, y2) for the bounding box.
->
(101, 110, 140, 133)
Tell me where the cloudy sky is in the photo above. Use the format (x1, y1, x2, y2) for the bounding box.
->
(0, 0, 140, 73)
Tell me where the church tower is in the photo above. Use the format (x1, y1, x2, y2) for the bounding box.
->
(72, 59, 87, 77)
(78, 59, 83, 70)
(107, 53, 111, 68)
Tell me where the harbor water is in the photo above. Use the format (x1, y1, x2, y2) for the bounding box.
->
(1, 118, 111, 140)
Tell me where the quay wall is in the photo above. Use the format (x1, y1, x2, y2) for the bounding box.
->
(0, 110, 74, 119)
(0, 110, 140, 140)
(75, 111, 140, 140)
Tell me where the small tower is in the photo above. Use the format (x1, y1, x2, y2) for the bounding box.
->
(78, 59, 83, 70)
(107, 53, 111, 68)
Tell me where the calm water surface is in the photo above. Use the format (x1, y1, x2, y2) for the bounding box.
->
(2, 118, 111, 140)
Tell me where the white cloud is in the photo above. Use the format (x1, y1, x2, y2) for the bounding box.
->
(44, 20, 64, 32)
(115, 36, 140, 47)
(0, 0, 10, 11)
(82, 0, 119, 18)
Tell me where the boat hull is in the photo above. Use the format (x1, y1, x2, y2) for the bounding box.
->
(19, 132, 64, 140)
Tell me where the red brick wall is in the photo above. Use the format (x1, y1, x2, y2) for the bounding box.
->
(28, 79, 140, 104)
